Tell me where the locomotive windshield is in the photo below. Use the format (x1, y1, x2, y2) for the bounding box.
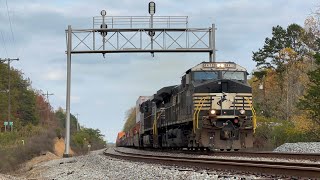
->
(193, 71, 218, 81)
(222, 71, 245, 81)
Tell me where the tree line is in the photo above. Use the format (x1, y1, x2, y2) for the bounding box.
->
(0, 62, 106, 172)
(251, 9, 320, 148)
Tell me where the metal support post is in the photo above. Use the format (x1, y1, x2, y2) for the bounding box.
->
(209, 26, 212, 62)
(150, 14, 154, 57)
(64, 25, 72, 157)
(211, 24, 216, 62)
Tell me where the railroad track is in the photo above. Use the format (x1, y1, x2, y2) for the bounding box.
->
(146, 148, 320, 161)
(104, 148, 320, 178)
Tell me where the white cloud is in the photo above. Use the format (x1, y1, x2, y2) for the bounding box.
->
(43, 69, 66, 81)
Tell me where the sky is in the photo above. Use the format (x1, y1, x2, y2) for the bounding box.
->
(0, 0, 318, 143)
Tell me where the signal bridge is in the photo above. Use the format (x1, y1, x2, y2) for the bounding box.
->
(63, 2, 217, 157)
(67, 14, 216, 60)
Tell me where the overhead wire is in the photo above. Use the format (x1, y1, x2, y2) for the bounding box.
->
(0, 31, 9, 58)
(5, 0, 16, 49)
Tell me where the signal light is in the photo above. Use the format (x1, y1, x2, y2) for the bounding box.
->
(149, 1, 156, 15)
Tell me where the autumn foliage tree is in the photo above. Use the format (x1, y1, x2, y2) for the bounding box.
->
(122, 107, 136, 132)
(251, 8, 320, 148)
(252, 24, 315, 120)
(299, 53, 320, 125)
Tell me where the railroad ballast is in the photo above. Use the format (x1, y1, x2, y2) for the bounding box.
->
(117, 61, 256, 151)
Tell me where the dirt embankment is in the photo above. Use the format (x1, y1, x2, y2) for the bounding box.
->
(54, 138, 74, 157)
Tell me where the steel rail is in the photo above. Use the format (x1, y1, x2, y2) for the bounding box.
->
(139, 148, 320, 161)
(104, 148, 320, 178)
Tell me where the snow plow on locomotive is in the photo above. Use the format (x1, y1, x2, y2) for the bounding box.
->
(117, 61, 256, 151)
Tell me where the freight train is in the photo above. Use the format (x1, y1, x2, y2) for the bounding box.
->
(117, 61, 256, 151)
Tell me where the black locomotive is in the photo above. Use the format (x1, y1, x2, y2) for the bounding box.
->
(117, 61, 255, 151)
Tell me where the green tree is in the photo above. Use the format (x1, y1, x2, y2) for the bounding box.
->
(71, 128, 106, 151)
(252, 24, 305, 71)
(299, 53, 320, 125)
(122, 107, 136, 132)
(252, 23, 319, 120)
(54, 108, 79, 134)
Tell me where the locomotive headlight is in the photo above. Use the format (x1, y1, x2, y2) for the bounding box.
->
(239, 109, 246, 115)
(209, 109, 216, 115)
(216, 63, 225, 68)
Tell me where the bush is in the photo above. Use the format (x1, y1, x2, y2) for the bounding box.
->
(254, 115, 320, 150)
(0, 129, 55, 172)
(71, 128, 106, 154)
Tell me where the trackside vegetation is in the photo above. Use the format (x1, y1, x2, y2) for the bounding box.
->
(252, 11, 320, 149)
(0, 62, 106, 172)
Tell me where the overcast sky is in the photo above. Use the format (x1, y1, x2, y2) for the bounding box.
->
(0, 0, 318, 143)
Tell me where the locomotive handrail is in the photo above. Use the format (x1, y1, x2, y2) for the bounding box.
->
(245, 97, 256, 133)
(193, 96, 210, 133)
(196, 97, 208, 129)
(152, 111, 163, 136)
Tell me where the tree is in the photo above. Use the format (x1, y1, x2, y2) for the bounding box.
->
(122, 107, 136, 132)
(299, 53, 320, 125)
(252, 23, 319, 120)
(252, 24, 305, 71)
(71, 128, 106, 151)
(54, 108, 79, 134)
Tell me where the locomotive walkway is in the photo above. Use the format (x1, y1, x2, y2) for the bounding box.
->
(104, 148, 320, 178)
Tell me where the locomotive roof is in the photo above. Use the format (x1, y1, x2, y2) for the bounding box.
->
(156, 85, 176, 97)
(187, 61, 247, 73)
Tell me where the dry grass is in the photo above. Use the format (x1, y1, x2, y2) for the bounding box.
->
(0, 130, 56, 172)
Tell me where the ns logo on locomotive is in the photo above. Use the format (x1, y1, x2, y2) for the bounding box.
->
(117, 61, 256, 151)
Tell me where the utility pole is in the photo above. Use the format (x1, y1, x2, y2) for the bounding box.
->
(43, 91, 54, 101)
(0, 58, 19, 132)
(42, 91, 54, 125)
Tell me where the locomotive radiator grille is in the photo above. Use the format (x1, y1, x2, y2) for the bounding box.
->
(193, 94, 216, 110)
(230, 93, 252, 110)
(192, 93, 253, 114)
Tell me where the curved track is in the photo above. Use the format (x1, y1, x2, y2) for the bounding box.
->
(104, 148, 320, 178)
(143, 148, 320, 161)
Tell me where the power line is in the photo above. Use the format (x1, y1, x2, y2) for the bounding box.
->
(5, 0, 15, 47)
(0, 31, 9, 57)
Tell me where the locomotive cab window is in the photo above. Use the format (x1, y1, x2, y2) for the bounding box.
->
(222, 71, 245, 81)
(193, 71, 218, 82)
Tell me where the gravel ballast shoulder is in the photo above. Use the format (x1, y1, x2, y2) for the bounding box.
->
(15, 148, 261, 179)
(0, 174, 25, 180)
(274, 142, 320, 153)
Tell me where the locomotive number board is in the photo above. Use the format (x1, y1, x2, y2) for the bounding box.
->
(203, 63, 236, 68)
